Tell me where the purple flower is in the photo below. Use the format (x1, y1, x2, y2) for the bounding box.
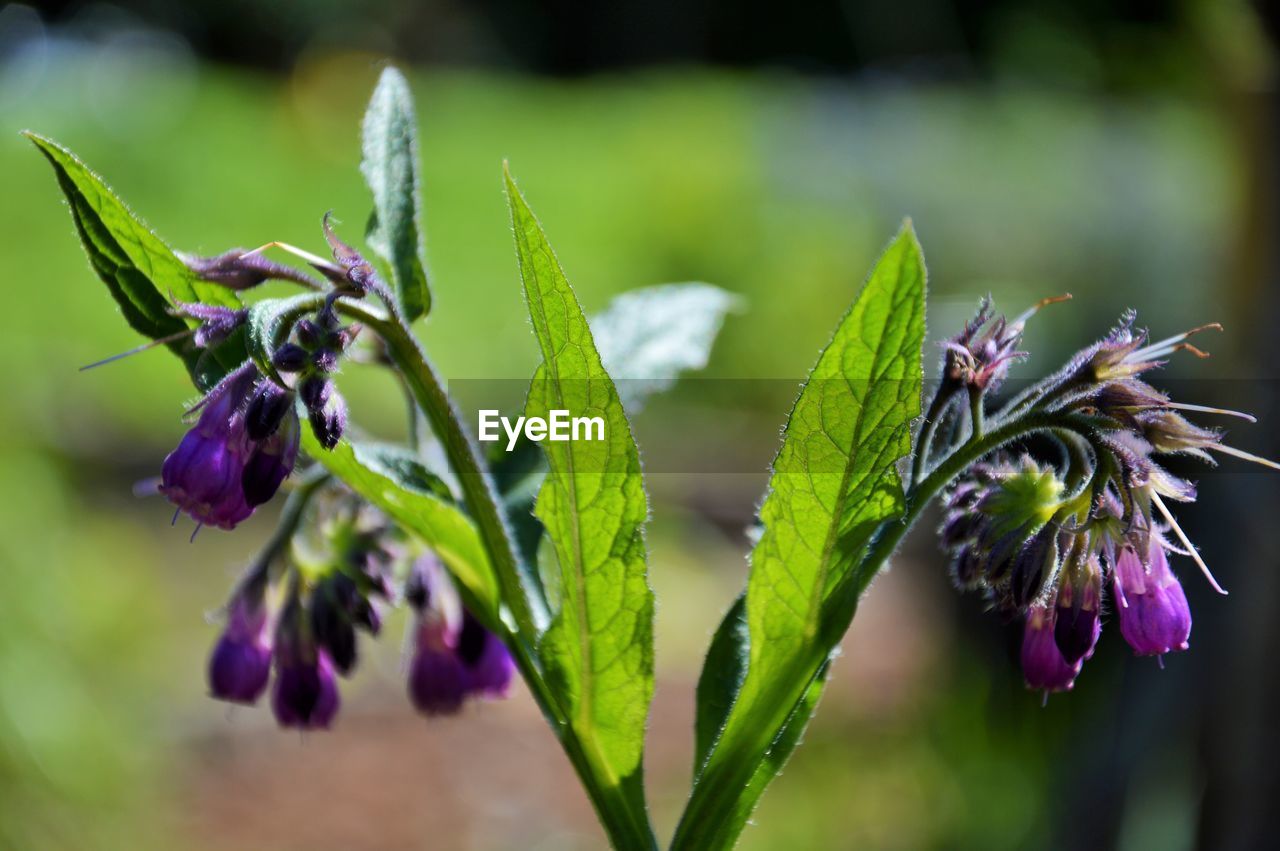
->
(1054, 553, 1102, 666)
(408, 620, 472, 716)
(160, 365, 256, 529)
(456, 610, 515, 698)
(208, 591, 272, 705)
(271, 618, 341, 730)
(1021, 605, 1080, 693)
(1113, 535, 1192, 657)
(404, 555, 515, 716)
(241, 408, 300, 507)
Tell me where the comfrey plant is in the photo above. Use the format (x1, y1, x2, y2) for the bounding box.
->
(29, 69, 1277, 849)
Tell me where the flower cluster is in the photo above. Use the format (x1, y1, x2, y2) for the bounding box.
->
(935, 305, 1275, 696)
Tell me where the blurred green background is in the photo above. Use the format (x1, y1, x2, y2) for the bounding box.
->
(3, 1, 1279, 849)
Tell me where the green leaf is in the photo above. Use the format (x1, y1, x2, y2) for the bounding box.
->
(592, 283, 740, 414)
(674, 223, 927, 850)
(361, 67, 431, 321)
(301, 432, 500, 622)
(26, 132, 244, 386)
(505, 167, 656, 846)
(492, 282, 738, 574)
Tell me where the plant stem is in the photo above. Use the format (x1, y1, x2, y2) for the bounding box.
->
(339, 303, 655, 850)
(672, 409, 1101, 851)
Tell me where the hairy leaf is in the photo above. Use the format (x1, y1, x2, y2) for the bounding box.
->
(361, 67, 431, 320)
(302, 432, 500, 621)
(675, 223, 926, 850)
(592, 283, 740, 414)
(492, 282, 738, 572)
(505, 167, 655, 835)
(26, 132, 244, 387)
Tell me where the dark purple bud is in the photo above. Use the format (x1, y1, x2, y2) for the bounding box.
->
(311, 574, 360, 676)
(308, 391, 347, 450)
(271, 608, 340, 730)
(245, 381, 293, 441)
(160, 365, 257, 529)
(1021, 605, 1081, 693)
(353, 597, 383, 635)
(949, 546, 984, 590)
(408, 619, 470, 716)
(335, 324, 362, 351)
(1054, 555, 1102, 665)
(296, 318, 324, 349)
(456, 611, 515, 698)
(1009, 525, 1058, 609)
(300, 375, 333, 411)
(1113, 537, 1192, 657)
(940, 511, 981, 550)
(241, 410, 300, 507)
(183, 249, 323, 291)
(271, 343, 309, 373)
(312, 347, 340, 373)
(208, 593, 272, 704)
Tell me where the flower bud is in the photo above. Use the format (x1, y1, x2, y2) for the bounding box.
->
(208, 589, 272, 704)
(308, 390, 347, 450)
(310, 574, 360, 676)
(241, 410, 300, 507)
(1008, 525, 1058, 609)
(245, 381, 293, 442)
(300, 375, 333, 411)
(271, 343, 309, 373)
(1054, 552, 1102, 665)
(271, 605, 340, 730)
(1021, 605, 1080, 693)
(312, 347, 339, 373)
(1113, 535, 1191, 657)
(183, 249, 320, 291)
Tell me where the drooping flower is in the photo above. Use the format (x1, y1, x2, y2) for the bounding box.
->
(1053, 547, 1102, 666)
(408, 618, 472, 716)
(456, 610, 515, 698)
(1021, 605, 1080, 693)
(1112, 532, 1192, 658)
(241, 407, 300, 507)
(208, 577, 273, 705)
(160, 364, 257, 529)
(404, 555, 515, 716)
(271, 601, 340, 730)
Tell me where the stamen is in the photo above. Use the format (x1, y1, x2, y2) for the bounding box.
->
(80, 327, 196, 371)
(1013, 293, 1072, 328)
(1130, 323, 1222, 362)
(190, 523, 203, 543)
(241, 242, 342, 279)
(1151, 491, 1227, 595)
(171, 506, 182, 526)
(1167, 402, 1257, 423)
(1213, 443, 1280, 472)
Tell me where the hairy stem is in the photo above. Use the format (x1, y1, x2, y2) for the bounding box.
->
(337, 302, 655, 850)
(672, 409, 1102, 851)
